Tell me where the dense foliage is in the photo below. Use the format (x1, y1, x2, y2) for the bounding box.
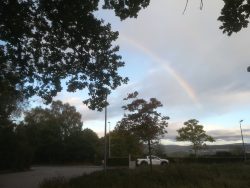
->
(218, 0, 250, 35)
(0, 0, 132, 112)
(0, 101, 101, 170)
(109, 127, 143, 157)
(0, 122, 32, 170)
(24, 101, 100, 164)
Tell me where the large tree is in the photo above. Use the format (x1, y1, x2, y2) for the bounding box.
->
(0, 0, 139, 112)
(25, 100, 83, 138)
(24, 100, 86, 163)
(0, 0, 247, 120)
(119, 92, 169, 171)
(176, 119, 215, 156)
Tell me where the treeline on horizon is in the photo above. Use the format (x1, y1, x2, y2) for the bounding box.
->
(0, 99, 247, 171)
(0, 100, 147, 171)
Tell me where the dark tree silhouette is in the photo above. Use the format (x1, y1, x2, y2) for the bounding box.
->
(0, 0, 134, 111)
(103, 0, 150, 20)
(24, 101, 83, 163)
(218, 0, 250, 36)
(24, 100, 100, 163)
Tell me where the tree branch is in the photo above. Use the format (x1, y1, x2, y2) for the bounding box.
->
(183, 0, 203, 14)
(182, 0, 189, 15)
(200, 0, 203, 10)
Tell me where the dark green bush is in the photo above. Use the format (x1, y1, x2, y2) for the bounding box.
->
(167, 156, 246, 164)
(107, 157, 129, 166)
(0, 124, 33, 171)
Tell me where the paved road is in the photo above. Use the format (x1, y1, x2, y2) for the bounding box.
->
(0, 166, 102, 188)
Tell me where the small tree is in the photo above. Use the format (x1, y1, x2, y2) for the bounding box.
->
(176, 119, 215, 156)
(119, 92, 169, 171)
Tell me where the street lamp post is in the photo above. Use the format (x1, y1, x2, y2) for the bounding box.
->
(108, 122, 111, 158)
(104, 95, 108, 172)
(239, 120, 247, 162)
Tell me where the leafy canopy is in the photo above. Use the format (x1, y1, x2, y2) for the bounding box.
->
(23, 100, 101, 163)
(119, 91, 169, 143)
(218, 0, 250, 36)
(24, 100, 83, 137)
(0, 0, 152, 111)
(1, 0, 151, 110)
(109, 128, 143, 157)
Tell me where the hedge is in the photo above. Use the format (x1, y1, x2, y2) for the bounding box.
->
(167, 156, 248, 164)
(107, 157, 129, 166)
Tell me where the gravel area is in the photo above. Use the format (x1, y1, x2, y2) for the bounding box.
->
(0, 166, 102, 188)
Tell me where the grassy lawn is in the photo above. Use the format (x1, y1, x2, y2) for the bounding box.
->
(40, 163, 250, 188)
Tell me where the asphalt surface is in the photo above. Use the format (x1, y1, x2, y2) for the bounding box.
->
(0, 166, 102, 188)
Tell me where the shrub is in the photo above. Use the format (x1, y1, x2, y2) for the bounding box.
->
(107, 157, 129, 166)
(167, 156, 245, 164)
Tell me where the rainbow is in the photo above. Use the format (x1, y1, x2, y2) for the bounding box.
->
(119, 34, 200, 107)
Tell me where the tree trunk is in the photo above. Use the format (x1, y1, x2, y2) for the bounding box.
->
(194, 145, 198, 158)
(148, 140, 152, 172)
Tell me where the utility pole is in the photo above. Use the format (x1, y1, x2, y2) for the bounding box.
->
(239, 120, 247, 162)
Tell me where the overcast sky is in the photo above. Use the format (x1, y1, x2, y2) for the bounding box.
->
(52, 0, 250, 145)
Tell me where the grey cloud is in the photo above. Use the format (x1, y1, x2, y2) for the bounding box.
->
(163, 127, 250, 142)
(207, 129, 250, 142)
(55, 82, 141, 122)
(67, 97, 124, 122)
(55, 1, 250, 143)
(161, 120, 250, 143)
(115, 1, 250, 117)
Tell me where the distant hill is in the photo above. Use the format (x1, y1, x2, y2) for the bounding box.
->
(162, 144, 250, 157)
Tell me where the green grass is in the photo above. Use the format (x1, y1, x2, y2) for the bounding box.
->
(40, 163, 250, 188)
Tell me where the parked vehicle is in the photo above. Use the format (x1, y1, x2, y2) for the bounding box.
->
(136, 155, 169, 166)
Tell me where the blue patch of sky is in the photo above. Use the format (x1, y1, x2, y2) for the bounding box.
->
(94, 1, 122, 34)
(0, 40, 6, 45)
(118, 49, 151, 82)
